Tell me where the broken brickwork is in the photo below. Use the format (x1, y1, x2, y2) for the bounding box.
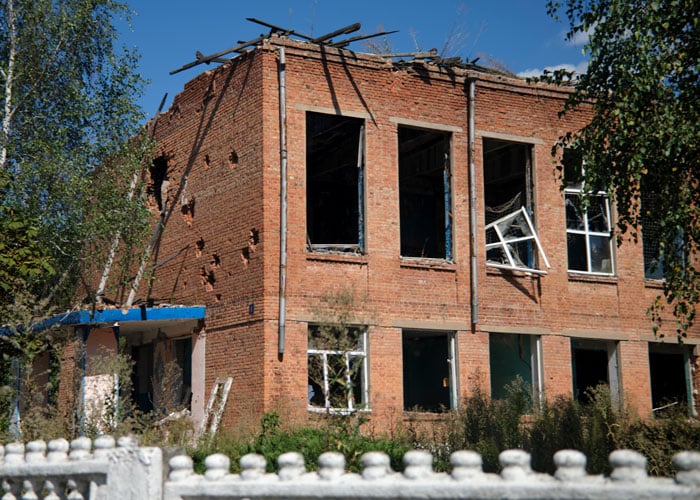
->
(145, 34, 699, 430)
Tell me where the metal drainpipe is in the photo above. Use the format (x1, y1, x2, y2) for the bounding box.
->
(468, 77, 479, 328)
(278, 46, 288, 356)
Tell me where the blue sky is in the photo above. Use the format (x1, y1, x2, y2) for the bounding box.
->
(119, 1, 588, 119)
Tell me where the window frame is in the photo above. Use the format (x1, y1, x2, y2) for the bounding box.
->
(307, 327, 369, 414)
(571, 338, 621, 408)
(565, 187, 615, 276)
(305, 112, 366, 254)
(489, 332, 544, 407)
(485, 207, 551, 274)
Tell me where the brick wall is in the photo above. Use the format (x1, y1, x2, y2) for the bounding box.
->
(148, 36, 699, 430)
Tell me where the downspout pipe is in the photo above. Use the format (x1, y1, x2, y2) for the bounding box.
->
(278, 46, 288, 356)
(468, 77, 479, 329)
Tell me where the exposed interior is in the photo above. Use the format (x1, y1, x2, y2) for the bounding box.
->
(649, 344, 690, 414)
(490, 333, 539, 404)
(398, 127, 451, 259)
(571, 339, 619, 405)
(306, 112, 364, 252)
(402, 330, 453, 412)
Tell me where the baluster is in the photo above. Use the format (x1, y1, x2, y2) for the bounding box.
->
(240, 453, 266, 480)
(168, 455, 194, 481)
(553, 450, 587, 481)
(93, 435, 116, 459)
(403, 450, 434, 479)
(4, 443, 25, 465)
(2, 479, 17, 500)
(46, 439, 69, 463)
(204, 454, 229, 481)
(361, 451, 391, 480)
(43, 480, 60, 500)
(318, 452, 345, 480)
(66, 479, 85, 500)
(20, 480, 37, 500)
(450, 450, 484, 480)
(673, 450, 700, 486)
(69, 437, 91, 461)
(499, 449, 532, 481)
(277, 452, 305, 480)
(609, 450, 647, 482)
(25, 441, 46, 464)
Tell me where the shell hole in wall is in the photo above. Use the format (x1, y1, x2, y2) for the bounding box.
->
(228, 150, 239, 169)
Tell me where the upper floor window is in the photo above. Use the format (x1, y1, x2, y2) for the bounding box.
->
(563, 150, 615, 275)
(483, 139, 549, 274)
(306, 112, 365, 253)
(398, 127, 452, 260)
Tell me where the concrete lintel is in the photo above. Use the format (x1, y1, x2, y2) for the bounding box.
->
(390, 116, 463, 133)
(562, 329, 634, 342)
(479, 130, 545, 145)
(481, 325, 550, 336)
(391, 319, 469, 331)
(641, 334, 700, 346)
(294, 104, 372, 120)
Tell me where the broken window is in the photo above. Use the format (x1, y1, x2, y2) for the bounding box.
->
(148, 155, 169, 213)
(307, 325, 368, 412)
(489, 333, 542, 406)
(563, 150, 614, 275)
(399, 127, 452, 259)
(402, 330, 457, 412)
(641, 188, 685, 280)
(571, 339, 620, 406)
(649, 343, 693, 415)
(306, 112, 364, 253)
(483, 139, 549, 273)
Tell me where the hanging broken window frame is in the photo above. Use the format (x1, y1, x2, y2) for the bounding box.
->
(307, 325, 368, 413)
(306, 112, 365, 253)
(483, 138, 549, 273)
(485, 207, 550, 274)
(398, 126, 453, 260)
(563, 150, 615, 275)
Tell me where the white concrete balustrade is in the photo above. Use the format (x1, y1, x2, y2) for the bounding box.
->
(2, 436, 700, 499)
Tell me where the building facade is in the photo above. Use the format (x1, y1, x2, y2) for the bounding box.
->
(120, 34, 699, 430)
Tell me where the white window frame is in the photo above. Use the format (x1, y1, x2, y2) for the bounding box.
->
(565, 187, 615, 275)
(485, 207, 551, 274)
(307, 328, 368, 414)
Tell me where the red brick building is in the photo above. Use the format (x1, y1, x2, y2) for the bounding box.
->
(132, 33, 699, 431)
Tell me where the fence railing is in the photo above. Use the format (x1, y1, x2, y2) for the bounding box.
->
(0, 435, 162, 499)
(2, 436, 700, 499)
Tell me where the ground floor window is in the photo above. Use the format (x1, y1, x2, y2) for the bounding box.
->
(571, 339, 620, 406)
(649, 343, 693, 415)
(307, 325, 368, 413)
(402, 330, 457, 412)
(489, 333, 542, 405)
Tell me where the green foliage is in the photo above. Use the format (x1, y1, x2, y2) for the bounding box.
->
(190, 412, 412, 475)
(546, 0, 700, 336)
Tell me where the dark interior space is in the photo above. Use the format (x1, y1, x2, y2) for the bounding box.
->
(649, 349, 687, 410)
(306, 112, 363, 249)
(572, 345, 609, 403)
(483, 139, 533, 267)
(399, 127, 450, 259)
(402, 330, 450, 412)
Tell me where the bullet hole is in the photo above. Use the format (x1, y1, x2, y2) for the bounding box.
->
(248, 228, 259, 252)
(211, 253, 221, 268)
(200, 266, 215, 292)
(195, 238, 205, 257)
(148, 155, 169, 213)
(240, 247, 250, 267)
(204, 154, 211, 169)
(181, 197, 195, 226)
(215, 294, 222, 303)
(228, 150, 239, 169)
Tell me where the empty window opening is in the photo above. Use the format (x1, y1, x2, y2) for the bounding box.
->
(399, 127, 452, 259)
(641, 191, 664, 280)
(483, 139, 548, 273)
(563, 150, 614, 275)
(571, 339, 620, 406)
(173, 337, 193, 410)
(306, 112, 364, 253)
(402, 330, 457, 412)
(489, 333, 542, 407)
(307, 325, 368, 413)
(131, 343, 154, 413)
(649, 343, 692, 415)
(149, 156, 169, 212)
